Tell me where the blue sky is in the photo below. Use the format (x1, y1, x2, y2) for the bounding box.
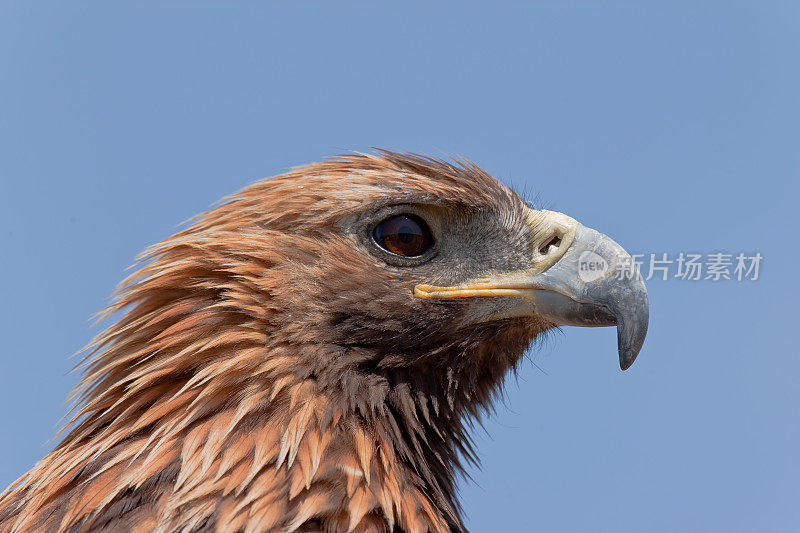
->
(1, 2, 798, 531)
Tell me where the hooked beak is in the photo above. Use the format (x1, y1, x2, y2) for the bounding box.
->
(414, 210, 649, 370)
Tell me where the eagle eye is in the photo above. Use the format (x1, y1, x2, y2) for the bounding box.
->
(372, 214, 433, 258)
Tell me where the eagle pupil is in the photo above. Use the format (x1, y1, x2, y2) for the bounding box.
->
(399, 227, 414, 243)
(373, 214, 433, 257)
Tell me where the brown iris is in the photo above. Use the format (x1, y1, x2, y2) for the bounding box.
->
(373, 214, 433, 257)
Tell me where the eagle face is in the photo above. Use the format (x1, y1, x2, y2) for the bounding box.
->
(0, 151, 648, 533)
(238, 152, 645, 386)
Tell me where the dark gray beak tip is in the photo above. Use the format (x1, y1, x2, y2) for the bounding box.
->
(619, 348, 637, 371)
(616, 289, 649, 371)
(618, 326, 646, 370)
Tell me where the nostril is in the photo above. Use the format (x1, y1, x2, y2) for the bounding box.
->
(539, 234, 562, 255)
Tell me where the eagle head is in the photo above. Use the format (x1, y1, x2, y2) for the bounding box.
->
(0, 151, 648, 532)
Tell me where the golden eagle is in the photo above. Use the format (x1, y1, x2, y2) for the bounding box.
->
(0, 151, 648, 532)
